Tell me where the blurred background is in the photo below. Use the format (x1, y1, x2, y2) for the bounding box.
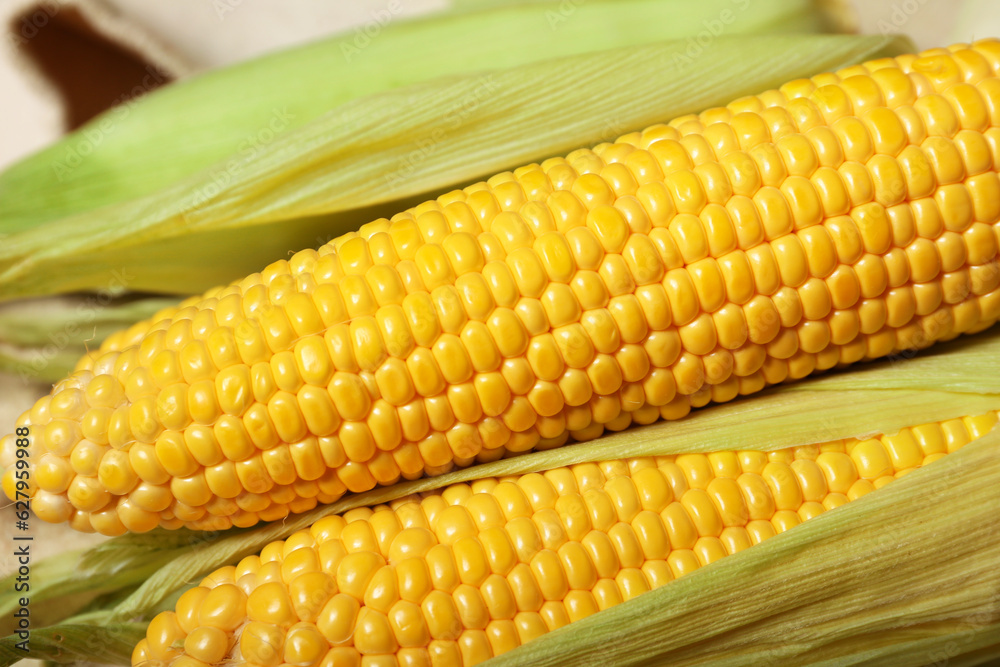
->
(0, 1, 998, 659)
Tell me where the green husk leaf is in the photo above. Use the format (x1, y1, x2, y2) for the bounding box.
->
(0, 529, 214, 623)
(450, 0, 857, 31)
(2, 326, 989, 644)
(0, 33, 913, 301)
(0, 295, 176, 383)
(0, 619, 147, 667)
(0, 0, 830, 234)
(0, 296, 174, 348)
(0, 547, 87, 624)
(0, 343, 82, 384)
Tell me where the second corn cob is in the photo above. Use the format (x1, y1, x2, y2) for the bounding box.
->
(6, 41, 1000, 535)
(131, 409, 999, 667)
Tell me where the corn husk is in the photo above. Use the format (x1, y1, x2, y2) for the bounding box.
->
(2, 328, 997, 666)
(450, 0, 857, 29)
(0, 0, 833, 235)
(0, 33, 911, 302)
(0, 296, 175, 383)
(450, 0, 857, 25)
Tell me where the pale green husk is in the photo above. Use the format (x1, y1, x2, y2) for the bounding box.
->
(0, 296, 174, 382)
(0, 0, 832, 234)
(450, 0, 858, 30)
(0, 33, 912, 301)
(1, 329, 998, 665)
(0, 343, 81, 385)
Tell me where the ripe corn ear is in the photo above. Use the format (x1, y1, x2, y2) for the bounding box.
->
(131, 410, 998, 667)
(6, 41, 1000, 535)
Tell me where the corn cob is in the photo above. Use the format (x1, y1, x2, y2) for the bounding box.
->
(6, 41, 1000, 536)
(130, 410, 998, 667)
